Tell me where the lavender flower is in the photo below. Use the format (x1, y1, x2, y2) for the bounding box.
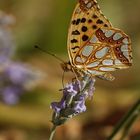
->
(0, 11, 42, 105)
(4, 62, 37, 85)
(0, 62, 40, 105)
(0, 11, 15, 26)
(1, 86, 23, 104)
(0, 11, 15, 65)
(50, 76, 95, 126)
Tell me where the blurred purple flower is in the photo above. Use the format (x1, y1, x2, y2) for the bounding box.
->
(0, 13, 15, 65)
(1, 86, 23, 105)
(0, 11, 41, 105)
(0, 29, 15, 64)
(0, 62, 40, 105)
(51, 76, 95, 118)
(0, 11, 15, 26)
(4, 62, 36, 85)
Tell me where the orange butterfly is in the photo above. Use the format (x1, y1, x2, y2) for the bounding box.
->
(61, 0, 132, 81)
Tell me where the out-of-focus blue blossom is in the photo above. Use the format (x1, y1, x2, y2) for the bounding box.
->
(0, 61, 41, 105)
(0, 11, 15, 26)
(0, 11, 42, 105)
(0, 11, 15, 65)
(51, 76, 95, 125)
(1, 86, 23, 105)
(4, 62, 37, 85)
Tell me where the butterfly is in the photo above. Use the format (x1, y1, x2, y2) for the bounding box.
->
(61, 0, 132, 81)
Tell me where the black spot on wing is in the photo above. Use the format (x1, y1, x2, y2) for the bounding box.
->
(82, 35, 89, 41)
(81, 18, 86, 23)
(72, 20, 76, 25)
(96, 19, 103, 24)
(81, 26, 88, 32)
(92, 25, 97, 29)
(92, 14, 98, 19)
(76, 18, 81, 25)
(72, 30, 80, 35)
(104, 24, 108, 27)
(72, 46, 80, 50)
(71, 39, 78, 43)
(88, 19, 92, 23)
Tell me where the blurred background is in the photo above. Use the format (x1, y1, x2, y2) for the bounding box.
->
(0, 0, 140, 140)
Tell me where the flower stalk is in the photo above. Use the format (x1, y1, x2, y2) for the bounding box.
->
(48, 125, 57, 140)
(108, 99, 140, 140)
(49, 75, 95, 140)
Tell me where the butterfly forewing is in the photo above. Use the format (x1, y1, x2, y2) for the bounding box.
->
(67, 0, 132, 77)
(68, 0, 112, 65)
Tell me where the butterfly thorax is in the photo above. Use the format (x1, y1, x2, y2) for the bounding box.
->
(61, 61, 86, 77)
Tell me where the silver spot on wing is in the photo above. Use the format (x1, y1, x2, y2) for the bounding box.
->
(102, 59, 113, 66)
(95, 47, 109, 59)
(90, 35, 99, 43)
(113, 33, 123, 40)
(87, 61, 100, 68)
(82, 45, 93, 57)
(105, 30, 115, 37)
(99, 67, 115, 71)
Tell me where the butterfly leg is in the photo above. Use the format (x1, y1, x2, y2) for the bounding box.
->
(71, 67, 80, 82)
(61, 70, 65, 88)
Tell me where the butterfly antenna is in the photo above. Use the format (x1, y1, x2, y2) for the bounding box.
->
(34, 45, 65, 63)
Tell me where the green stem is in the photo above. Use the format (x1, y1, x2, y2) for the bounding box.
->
(108, 99, 140, 140)
(48, 125, 57, 140)
(120, 114, 137, 140)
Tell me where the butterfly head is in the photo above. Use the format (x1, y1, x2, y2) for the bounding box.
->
(60, 61, 72, 72)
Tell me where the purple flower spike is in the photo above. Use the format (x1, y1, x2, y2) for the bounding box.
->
(0, 61, 41, 105)
(87, 78, 96, 99)
(4, 62, 35, 85)
(73, 94, 87, 114)
(51, 100, 66, 114)
(0, 11, 41, 105)
(51, 75, 96, 121)
(0, 11, 15, 26)
(1, 86, 22, 105)
(64, 80, 80, 96)
(0, 12, 15, 65)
